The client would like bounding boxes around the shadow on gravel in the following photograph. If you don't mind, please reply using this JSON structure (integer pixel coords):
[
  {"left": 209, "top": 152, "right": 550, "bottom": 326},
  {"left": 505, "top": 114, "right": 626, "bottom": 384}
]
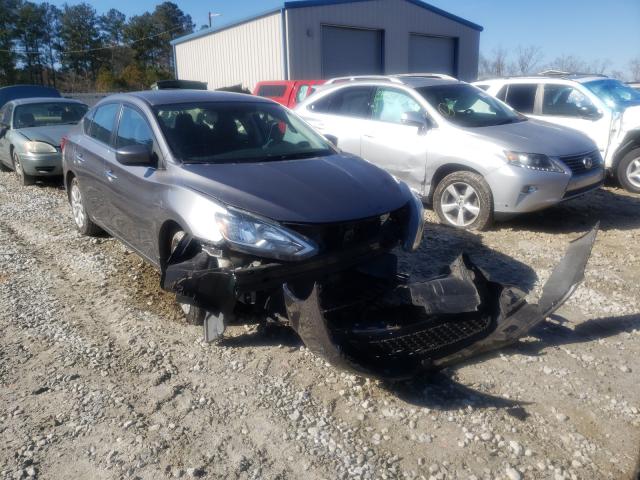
[
  {"left": 501, "top": 187, "right": 640, "bottom": 233},
  {"left": 515, "top": 313, "right": 640, "bottom": 355},
  {"left": 383, "top": 372, "right": 531, "bottom": 419},
  {"left": 402, "top": 220, "right": 538, "bottom": 290}
]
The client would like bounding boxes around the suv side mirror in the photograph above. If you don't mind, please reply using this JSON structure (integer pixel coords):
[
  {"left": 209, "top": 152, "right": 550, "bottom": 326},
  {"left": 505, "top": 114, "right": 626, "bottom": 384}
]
[
  {"left": 580, "top": 104, "right": 602, "bottom": 120},
  {"left": 401, "top": 111, "right": 431, "bottom": 134},
  {"left": 324, "top": 134, "right": 338, "bottom": 147},
  {"left": 115, "top": 144, "right": 155, "bottom": 166}
]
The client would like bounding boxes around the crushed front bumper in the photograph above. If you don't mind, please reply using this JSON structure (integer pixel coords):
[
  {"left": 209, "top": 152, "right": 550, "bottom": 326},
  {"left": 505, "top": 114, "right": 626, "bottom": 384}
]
[{"left": 161, "top": 227, "right": 597, "bottom": 380}]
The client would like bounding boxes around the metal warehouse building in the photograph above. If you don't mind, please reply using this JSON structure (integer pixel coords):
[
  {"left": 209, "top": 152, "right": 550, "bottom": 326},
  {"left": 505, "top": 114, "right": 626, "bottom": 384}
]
[{"left": 171, "top": 0, "right": 483, "bottom": 90}]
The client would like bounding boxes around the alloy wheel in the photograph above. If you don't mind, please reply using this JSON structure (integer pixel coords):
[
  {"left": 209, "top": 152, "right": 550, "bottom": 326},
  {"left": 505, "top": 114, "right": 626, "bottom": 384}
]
[
  {"left": 70, "top": 180, "right": 87, "bottom": 230},
  {"left": 170, "top": 231, "right": 191, "bottom": 315},
  {"left": 626, "top": 157, "right": 640, "bottom": 189},
  {"left": 440, "top": 182, "right": 481, "bottom": 227},
  {"left": 13, "top": 154, "right": 24, "bottom": 181}
]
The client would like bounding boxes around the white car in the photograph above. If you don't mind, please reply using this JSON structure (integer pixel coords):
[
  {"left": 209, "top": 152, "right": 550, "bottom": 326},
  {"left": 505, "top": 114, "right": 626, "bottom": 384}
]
[{"left": 476, "top": 75, "right": 640, "bottom": 193}]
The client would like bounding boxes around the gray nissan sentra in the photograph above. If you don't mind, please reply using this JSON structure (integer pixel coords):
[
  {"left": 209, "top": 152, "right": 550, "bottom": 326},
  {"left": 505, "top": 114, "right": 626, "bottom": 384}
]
[
  {"left": 61, "top": 90, "right": 597, "bottom": 379},
  {"left": 0, "top": 97, "right": 88, "bottom": 185}
]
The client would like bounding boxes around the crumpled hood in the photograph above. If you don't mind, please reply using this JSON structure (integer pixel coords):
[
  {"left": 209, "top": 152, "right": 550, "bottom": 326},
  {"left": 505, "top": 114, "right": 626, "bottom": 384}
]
[
  {"left": 17, "top": 125, "right": 75, "bottom": 147},
  {"left": 463, "top": 119, "right": 597, "bottom": 156},
  {"left": 180, "top": 154, "right": 411, "bottom": 223}
]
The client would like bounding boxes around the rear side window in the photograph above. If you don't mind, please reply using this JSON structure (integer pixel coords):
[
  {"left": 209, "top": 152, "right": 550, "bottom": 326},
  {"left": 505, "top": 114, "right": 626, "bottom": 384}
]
[
  {"left": 116, "top": 106, "right": 154, "bottom": 148},
  {"left": 82, "top": 109, "right": 94, "bottom": 133},
  {"left": 257, "top": 84, "right": 287, "bottom": 97},
  {"left": 1, "top": 104, "right": 12, "bottom": 125},
  {"left": 309, "top": 86, "right": 373, "bottom": 118},
  {"left": 89, "top": 104, "right": 120, "bottom": 144},
  {"left": 295, "top": 85, "right": 310, "bottom": 104},
  {"left": 504, "top": 84, "right": 537, "bottom": 113},
  {"left": 371, "top": 88, "right": 422, "bottom": 124}
]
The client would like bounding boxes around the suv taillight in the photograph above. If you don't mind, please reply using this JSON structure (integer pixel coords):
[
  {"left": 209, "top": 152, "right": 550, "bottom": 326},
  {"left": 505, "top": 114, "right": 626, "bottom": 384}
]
[{"left": 60, "top": 136, "right": 67, "bottom": 152}]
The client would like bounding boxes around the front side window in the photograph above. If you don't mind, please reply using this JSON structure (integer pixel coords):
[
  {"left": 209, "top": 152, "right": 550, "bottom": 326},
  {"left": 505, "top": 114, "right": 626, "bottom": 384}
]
[
  {"left": 416, "top": 83, "right": 523, "bottom": 128},
  {"left": 89, "top": 103, "right": 120, "bottom": 144},
  {"left": 542, "top": 85, "right": 596, "bottom": 117},
  {"left": 371, "top": 88, "right": 422, "bottom": 124},
  {"left": 504, "top": 84, "right": 537, "bottom": 114},
  {"left": 309, "top": 86, "right": 373, "bottom": 118},
  {"left": 295, "top": 85, "right": 310, "bottom": 104},
  {"left": 116, "top": 106, "right": 154, "bottom": 148},
  {"left": 13, "top": 102, "right": 88, "bottom": 129},
  {"left": 155, "top": 101, "right": 333, "bottom": 164}
]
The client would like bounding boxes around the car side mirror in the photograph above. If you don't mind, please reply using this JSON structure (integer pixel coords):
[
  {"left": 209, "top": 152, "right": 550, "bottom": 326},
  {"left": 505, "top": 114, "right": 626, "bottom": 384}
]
[
  {"left": 324, "top": 134, "right": 339, "bottom": 147},
  {"left": 115, "top": 144, "right": 155, "bottom": 166},
  {"left": 580, "top": 105, "right": 602, "bottom": 120},
  {"left": 401, "top": 111, "right": 431, "bottom": 134},
  {"left": 0, "top": 124, "right": 8, "bottom": 138}
]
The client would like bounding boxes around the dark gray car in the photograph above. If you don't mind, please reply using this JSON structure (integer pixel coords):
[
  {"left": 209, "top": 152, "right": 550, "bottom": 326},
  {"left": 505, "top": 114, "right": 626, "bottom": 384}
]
[{"left": 62, "top": 90, "right": 596, "bottom": 379}]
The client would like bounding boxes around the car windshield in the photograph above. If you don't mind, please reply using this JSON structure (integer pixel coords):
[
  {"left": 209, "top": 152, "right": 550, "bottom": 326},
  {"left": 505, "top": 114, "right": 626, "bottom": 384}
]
[
  {"left": 14, "top": 102, "right": 87, "bottom": 128},
  {"left": 155, "top": 101, "right": 334, "bottom": 164},
  {"left": 416, "top": 83, "right": 524, "bottom": 127},
  {"left": 583, "top": 79, "right": 640, "bottom": 109}
]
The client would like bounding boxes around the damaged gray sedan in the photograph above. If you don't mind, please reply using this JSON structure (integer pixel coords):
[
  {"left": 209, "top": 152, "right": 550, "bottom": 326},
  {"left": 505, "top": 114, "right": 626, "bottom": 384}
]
[{"left": 62, "top": 90, "right": 597, "bottom": 380}]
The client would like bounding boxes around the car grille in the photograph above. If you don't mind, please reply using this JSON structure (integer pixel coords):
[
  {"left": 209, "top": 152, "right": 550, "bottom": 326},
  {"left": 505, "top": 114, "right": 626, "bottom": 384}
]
[
  {"left": 366, "top": 316, "right": 492, "bottom": 357},
  {"left": 560, "top": 151, "right": 601, "bottom": 175},
  {"left": 282, "top": 204, "right": 409, "bottom": 254}
]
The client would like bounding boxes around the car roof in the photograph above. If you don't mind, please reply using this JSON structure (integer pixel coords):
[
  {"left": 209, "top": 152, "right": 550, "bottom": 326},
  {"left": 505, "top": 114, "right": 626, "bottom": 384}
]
[
  {"left": 10, "top": 97, "right": 86, "bottom": 106},
  {"left": 479, "top": 75, "right": 606, "bottom": 84},
  {"left": 104, "top": 90, "right": 273, "bottom": 107},
  {"left": 398, "top": 77, "right": 462, "bottom": 88}
]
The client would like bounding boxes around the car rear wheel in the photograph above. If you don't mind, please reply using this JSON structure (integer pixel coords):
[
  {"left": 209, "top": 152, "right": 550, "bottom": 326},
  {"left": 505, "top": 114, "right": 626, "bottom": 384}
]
[
  {"left": 170, "top": 230, "right": 207, "bottom": 326},
  {"left": 13, "top": 152, "right": 35, "bottom": 186},
  {"left": 617, "top": 148, "right": 640, "bottom": 194},
  {"left": 70, "top": 177, "right": 102, "bottom": 236},
  {"left": 434, "top": 171, "right": 493, "bottom": 231}
]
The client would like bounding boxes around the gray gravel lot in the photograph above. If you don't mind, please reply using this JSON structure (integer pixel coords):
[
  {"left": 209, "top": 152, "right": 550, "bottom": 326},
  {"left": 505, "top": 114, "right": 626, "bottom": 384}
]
[{"left": 0, "top": 171, "right": 639, "bottom": 480}]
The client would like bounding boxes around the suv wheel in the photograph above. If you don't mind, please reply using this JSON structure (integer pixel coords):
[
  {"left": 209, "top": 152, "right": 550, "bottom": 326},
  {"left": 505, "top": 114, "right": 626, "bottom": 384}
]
[
  {"left": 13, "top": 152, "right": 35, "bottom": 186},
  {"left": 434, "top": 171, "right": 494, "bottom": 231},
  {"left": 170, "top": 230, "right": 207, "bottom": 326},
  {"left": 70, "top": 177, "right": 102, "bottom": 236},
  {"left": 617, "top": 148, "right": 640, "bottom": 194}
]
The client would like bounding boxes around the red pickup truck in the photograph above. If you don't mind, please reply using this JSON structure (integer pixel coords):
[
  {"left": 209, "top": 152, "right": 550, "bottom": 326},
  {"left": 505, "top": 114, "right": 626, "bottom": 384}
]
[{"left": 253, "top": 80, "right": 325, "bottom": 108}]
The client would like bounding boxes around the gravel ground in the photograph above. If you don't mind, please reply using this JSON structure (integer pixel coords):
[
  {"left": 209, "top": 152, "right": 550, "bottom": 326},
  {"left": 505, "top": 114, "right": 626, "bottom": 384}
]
[{"left": 0, "top": 171, "right": 639, "bottom": 480}]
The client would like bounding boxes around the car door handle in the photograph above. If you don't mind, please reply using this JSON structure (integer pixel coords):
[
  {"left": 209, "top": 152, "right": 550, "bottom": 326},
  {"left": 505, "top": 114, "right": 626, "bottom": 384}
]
[
  {"left": 75, "top": 152, "right": 84, "bottom": 162},
  {"left": 105, "top": 170, "right": 117, "bottom": 181}
]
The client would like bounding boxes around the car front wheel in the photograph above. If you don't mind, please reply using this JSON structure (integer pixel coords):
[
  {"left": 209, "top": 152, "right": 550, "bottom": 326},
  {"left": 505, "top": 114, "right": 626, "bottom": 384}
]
[
  {"left": 13, "top": 152, "right": 35, "bottom": 186},
  {"left": 617, "top": 148, "right": 640, "bottom": 194},
  {"left": 433, "top": 171, "right": 494, "bottom": 231},
  {"left": 70, "top": 177, "right": 102, "bottom": 236}
]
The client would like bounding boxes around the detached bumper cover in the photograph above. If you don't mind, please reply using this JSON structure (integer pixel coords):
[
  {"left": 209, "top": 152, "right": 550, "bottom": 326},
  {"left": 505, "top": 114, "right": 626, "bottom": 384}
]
[{"left": 283, "top": 226, "right": 598, "bottom": 380}]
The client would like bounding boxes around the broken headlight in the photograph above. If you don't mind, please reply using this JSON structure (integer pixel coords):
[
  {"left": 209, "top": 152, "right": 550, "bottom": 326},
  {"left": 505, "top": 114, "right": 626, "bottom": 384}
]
[{"left": 214, "top": 207, "right": 318, "bottom": 261}]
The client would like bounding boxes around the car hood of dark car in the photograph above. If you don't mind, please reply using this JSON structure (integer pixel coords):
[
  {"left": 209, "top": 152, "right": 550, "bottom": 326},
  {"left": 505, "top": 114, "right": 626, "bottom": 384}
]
[
  {"left": 466, "top": 118, "right": 597, "bottom": 156},
  {"left": 17, "top": 124, "right": 76, "bottom": 147},
  {"left": 180, "top": 154, "right": 411, "bottom": 224}
]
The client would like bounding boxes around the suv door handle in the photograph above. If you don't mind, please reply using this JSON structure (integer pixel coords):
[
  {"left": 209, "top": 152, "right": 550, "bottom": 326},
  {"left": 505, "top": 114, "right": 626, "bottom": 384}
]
[
  {"left": 75, "top": 152, "right": 84, "bottom": 162},
  {"left": 105, "top": 170, "right": 118, "bottom": 181}
]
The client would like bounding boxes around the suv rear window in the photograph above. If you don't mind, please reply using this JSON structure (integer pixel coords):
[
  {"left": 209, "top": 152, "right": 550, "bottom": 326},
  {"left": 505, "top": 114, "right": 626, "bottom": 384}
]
[
  {"left": 309, "top": 87, "right": 373, "bottom": 118},
  {"left": 504, "top": 84, "right": 537, "bottom": 113},
  {"left": 257, "top": 85, "right": 287, "bottom": 97}
]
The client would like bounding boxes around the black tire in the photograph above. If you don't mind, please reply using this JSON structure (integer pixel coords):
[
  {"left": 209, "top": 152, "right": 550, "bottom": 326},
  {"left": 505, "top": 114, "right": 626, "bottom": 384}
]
[
  {"left": 69, "top": 177, "right": 102, "bottom": 236},
  {"left": 433, "top": 171, "right": 494, "bottom": 231},
  {"left": 170, "top": 230, "right": 207, "bottom": 326},
  {"left": 616, "top": 148, "right": 640, "bottom": 194},
  {"left": 13, "top": 152, "right": 35, "bottom": 186}
]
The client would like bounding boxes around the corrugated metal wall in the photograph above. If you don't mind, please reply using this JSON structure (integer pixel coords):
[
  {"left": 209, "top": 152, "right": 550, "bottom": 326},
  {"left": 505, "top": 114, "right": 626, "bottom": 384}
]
[
  {"left": 174, "top": 12, "right": 284, "bottom": 91},
  {"left": 285, "top": 0, "right": 480, "bottom": 81}
]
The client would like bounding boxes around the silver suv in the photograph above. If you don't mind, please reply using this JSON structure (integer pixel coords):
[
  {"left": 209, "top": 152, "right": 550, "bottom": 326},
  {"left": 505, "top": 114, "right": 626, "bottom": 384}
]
[
  {"left": 296, "top": 75, "right": 604, "bottom": 230},
  {"left": 476, "top": 74, "right": 640, "bottom": 193}
]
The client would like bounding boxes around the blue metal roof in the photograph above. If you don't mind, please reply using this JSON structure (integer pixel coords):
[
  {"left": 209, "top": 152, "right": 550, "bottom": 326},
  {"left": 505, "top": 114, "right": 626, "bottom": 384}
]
[{"left": 170, "top": 0, "right": 482, "bottom": 46}]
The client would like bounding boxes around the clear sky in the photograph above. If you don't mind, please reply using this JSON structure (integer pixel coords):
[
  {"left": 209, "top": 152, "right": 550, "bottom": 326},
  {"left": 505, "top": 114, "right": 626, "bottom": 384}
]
[{"left": 46, "top": 0, "right": 640, "bottom": 73}]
